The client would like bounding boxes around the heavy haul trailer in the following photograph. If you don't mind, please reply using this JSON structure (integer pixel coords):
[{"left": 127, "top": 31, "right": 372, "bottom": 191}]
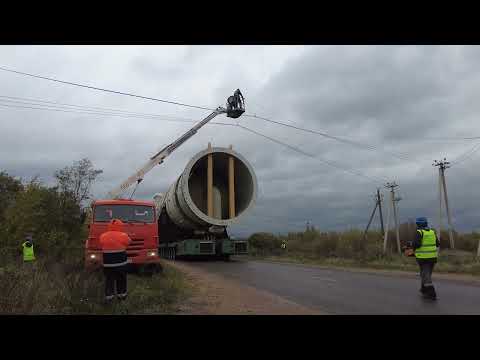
[{"left": 154, "top": 144, "right": 256, "bottom": 260}]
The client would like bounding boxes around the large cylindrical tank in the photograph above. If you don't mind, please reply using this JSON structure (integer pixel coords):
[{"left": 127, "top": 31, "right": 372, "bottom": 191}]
[{"left": 154, "top": 146, "right": 257, "bottom": 231}]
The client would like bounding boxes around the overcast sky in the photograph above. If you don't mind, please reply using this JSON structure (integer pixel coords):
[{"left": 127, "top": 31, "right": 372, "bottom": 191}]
[{"left": 1, "top": 45, "right": 479, "bottom": 237}]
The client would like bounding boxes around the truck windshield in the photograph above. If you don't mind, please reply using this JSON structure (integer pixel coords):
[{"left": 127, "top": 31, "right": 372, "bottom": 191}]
[{"left": 94, "top": 205, "right": 155, "bottom": 223}]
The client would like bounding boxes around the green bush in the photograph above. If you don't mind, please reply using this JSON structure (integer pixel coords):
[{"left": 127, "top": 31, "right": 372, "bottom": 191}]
[{"left": 248, "top": 232, "right": 282, "bottom": 256}]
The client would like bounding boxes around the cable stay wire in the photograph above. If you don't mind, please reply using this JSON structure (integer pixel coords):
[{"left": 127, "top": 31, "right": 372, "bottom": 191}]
[
  {"left": 0, "top": 66, "right": 215, "bottom": 112},
  {"left": 237, "top": 124, "right": 387, "bottom": 185}
]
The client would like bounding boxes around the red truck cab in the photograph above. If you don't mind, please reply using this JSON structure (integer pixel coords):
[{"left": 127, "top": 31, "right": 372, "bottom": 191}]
[{"left": 85, "top": 199, "right": 160, "bottom": 270}]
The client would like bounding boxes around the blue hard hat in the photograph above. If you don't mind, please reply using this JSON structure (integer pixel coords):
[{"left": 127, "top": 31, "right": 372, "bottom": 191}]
[{"left": 416, "top": 217, "right": 428, "bottom": 225}]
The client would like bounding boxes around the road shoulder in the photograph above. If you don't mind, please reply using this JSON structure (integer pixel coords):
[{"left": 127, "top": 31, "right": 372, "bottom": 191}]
[{"left": 166, "top": 260, "right": 324, "bottom": 315}]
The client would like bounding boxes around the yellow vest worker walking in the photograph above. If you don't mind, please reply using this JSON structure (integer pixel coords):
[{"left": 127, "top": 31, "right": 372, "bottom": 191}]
[
  {"left": 413, "top": 217, "right": 439, "bottom": 300},
  {"left": 22, "top": 235, "right": 35, "bottom": 262}
]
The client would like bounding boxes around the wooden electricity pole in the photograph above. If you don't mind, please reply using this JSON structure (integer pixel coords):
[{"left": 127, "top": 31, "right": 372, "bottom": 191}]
[
  {"left": 433, "top": 159, "right": 455, "bottom": 249},
  {"left": 377, "top": 188, "right": 385, "bottom": 235},
  {"left": 362, "top": 189, "right": 384, "bottom": 244}
]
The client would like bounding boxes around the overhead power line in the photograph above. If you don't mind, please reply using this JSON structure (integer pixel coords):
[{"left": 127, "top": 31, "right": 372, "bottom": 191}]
[
  {"left": 450, "top": 141, "right": 480, "bottom": 165},
  {"left": 0, "top": 97, "right": 235, "bottom": 127},
  {"left": 243, "top": 113, "right": 412, "bottom": 161},
  {"left": 4, "top": 66, "right": 478, "bottom": 163},
  {"left": 0, "top": 66, "right": 423, "bottom": 161},
  {"left": 0, "top": 95, "right": 201, "bottom": 119},
  {"left": 237, "top": 124, "right": 386, "bottom": 184},
  {"left": 0, "top": 66, "right": 215, "bottom": 112}
]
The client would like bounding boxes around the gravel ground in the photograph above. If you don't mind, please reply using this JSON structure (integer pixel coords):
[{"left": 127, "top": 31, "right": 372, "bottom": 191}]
[{"left": 167, "top": 260, "right": 323, "bottom": 315}]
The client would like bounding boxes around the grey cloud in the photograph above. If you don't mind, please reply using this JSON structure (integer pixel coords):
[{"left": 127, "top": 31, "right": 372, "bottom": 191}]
[{"left": 1, "top": 45, "right": 480, "bottom": 238}]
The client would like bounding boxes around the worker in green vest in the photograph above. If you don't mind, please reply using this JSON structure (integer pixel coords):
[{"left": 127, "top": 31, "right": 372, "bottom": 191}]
[
  {"left": 22, "top": 234, "right": 36, "bottom": 262},
  {"left": 412, "top": 217, "right": 439, "bottom": 300}
]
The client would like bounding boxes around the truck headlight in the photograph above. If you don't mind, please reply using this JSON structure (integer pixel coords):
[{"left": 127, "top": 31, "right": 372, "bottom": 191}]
[
  {"left": 89, "top": 254, "right": 97, "bottom": 259},
  {"left": 147, "top": 251, "right": 157, "bottom": 257}
]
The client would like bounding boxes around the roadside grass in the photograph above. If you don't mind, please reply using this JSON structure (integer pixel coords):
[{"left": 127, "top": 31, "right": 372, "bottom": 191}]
[
  {"left": 0, "top": 248, "right": 189, "bottom": 314},
  {"left": 245, "top": 227, "right": 480, "bottom": 277},
  {"left": 246, "top": 252, "right": 480, "bottom": 276}
]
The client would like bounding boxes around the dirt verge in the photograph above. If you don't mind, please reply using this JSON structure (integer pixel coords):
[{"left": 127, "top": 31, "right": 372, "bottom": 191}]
[{"left": 167, "top": 260, "right": 323, "bottom": 315}]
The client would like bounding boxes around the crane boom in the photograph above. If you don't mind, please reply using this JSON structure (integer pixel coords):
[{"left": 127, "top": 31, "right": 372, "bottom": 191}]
[{"left": 106, "top": 89, "right": 245, "bottom": 199}]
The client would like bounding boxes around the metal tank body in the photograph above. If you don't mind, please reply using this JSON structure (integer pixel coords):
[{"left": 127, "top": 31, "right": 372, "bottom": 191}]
[{"left": 155, "top": 146, "right": 257, "bottom": 232}]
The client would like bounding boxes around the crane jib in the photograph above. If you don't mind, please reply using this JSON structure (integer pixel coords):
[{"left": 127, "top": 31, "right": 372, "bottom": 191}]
[{"left": 105, "top": 91, "right": 241, "bottom": 199}]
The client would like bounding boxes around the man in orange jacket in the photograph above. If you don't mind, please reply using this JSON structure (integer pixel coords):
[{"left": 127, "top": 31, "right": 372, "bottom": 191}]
[{"left": 99, "top": 219, "right": 131, "bottom": 302}]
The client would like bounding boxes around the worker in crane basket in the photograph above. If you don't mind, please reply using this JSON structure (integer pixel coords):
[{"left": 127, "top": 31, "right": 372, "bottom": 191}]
[
  {"left": 99, "top": 219, "right": 132, "bottom": 303},
  {"left": 412, "top": 217, "right": 439, "bottom": 300}
]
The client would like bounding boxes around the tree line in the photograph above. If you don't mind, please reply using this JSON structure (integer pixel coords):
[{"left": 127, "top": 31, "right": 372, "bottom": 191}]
[{"left": 0, "top": 158, "right": 102, "bottom": 262}]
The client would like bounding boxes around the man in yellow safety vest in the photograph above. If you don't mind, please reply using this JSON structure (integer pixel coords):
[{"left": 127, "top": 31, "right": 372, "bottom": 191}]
[
  {"left": 22, "top": 234, "right": 35, "bottom": 262},
  {"left": 413, "top": 217, "right": 439, "bottom": 300}
]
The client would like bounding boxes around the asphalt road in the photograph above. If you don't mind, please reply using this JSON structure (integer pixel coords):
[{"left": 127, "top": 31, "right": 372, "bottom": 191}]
[{"left": 181, "top": 259, "right": 480, "bottom": 314}]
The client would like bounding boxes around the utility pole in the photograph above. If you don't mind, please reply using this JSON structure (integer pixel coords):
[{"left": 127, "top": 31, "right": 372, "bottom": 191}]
[
  {"left": 433, "top": 159, "right": 455, "bottom": 249},
  {"left": 393, "top": 193, "right": 402, "bottom": 254},
  {"left": 377, "top": 189, "right": 385, "bottom": 235},
  {"left": 383, "top": 190, "right": 391, "bottom": 254},
  {"left": 363, "top": 189, "right": 385, "bottom": 244},
  {"left": 384, "top": 182, "right": 401, "bottom": 254},
  {"left": 362, "top": 195, "right": 378, "bottom": 243},
  {"left": 437, "top": 166, "right": 443, "bottom": 246}
]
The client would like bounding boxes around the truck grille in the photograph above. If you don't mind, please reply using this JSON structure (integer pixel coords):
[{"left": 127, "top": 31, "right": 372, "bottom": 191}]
[
  {"left": 199, "top": 242, "right": 214, "bottom": 254},
  {"left": 235, "top": 242, "right": 247, "bottom": 254},
  {"left": 127, "top": 239, "right": 144, "bottom": 258}
]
